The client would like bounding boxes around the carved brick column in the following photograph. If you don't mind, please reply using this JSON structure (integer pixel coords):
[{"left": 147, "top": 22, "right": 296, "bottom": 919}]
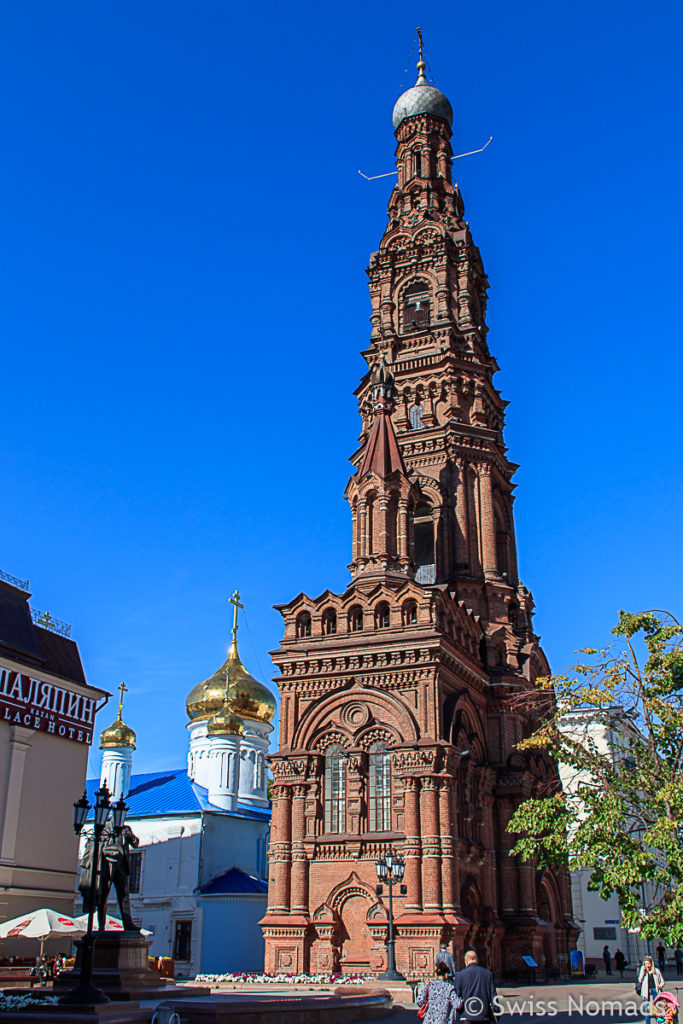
[
  {"left": 290, "top": 784, "right": 309, "bottom": 914},
  {"left": 351, "top": 505, "right": 359, "bottom": 564},
  {"left": 378, "top": 495, "right": 391, "bottom": 560},
  {"left": 455, "top": 457, "right": 470, "bottom": 572},
  {"left": 402, "top": 777, "right": 423, "bottom": 912},
  {"left": 466, "top": 463, "right": 481, "bottom": 576},
  {"left": 346, "top": 751, "right": 367, "bottom": 834},
  {"left": 268, "top": 784, "right": 292, "bottom": 912},
  {"left": 398, "top": 499, "right": 409, "bottom": 564},
  {"left": 439, "top": 777, "right": 457, "bottom": 914},
  {"left": 359, "top": 501, "right": 368, "bottom": 560},
  {"left": 420, "top": 777, "right": 442, "bottom": 913},
  {"left": 478, "top": 462, "right": 497, "bottom": 580}
]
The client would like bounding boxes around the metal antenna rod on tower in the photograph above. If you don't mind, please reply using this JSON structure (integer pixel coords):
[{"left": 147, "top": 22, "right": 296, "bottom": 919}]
[{"left": 358, "top": 137, "right": 493, "bottom": 181}]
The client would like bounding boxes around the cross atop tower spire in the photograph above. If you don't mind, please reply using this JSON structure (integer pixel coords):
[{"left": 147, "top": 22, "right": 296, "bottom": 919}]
[
  {"left": 117, "top": 681, "right": 128, "bottom": 718},
  {"left": 229, "top": 589, "right": 244, "bottom": 646},
  {"left": 416, "top": 27, "right": 427, "bottom": 83},
  {"left": 416, "top": 26, "right": 425, "bottom": 64}
]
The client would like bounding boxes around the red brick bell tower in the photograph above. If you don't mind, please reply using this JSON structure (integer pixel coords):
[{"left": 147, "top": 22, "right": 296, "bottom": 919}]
[{"left": 260, "top": 50, "right": 577, "bottom": 979}]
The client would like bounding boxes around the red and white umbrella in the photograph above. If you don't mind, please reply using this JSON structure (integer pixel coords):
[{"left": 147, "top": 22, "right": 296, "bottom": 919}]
[
  {"left": 0, "top": 908, "right": 85, "bottom": 956},
  {"left": 73, "top": 914, "right": 151, "bottom": 936}
]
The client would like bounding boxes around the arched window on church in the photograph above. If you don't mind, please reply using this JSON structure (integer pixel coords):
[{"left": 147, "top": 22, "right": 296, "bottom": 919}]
[
  {"left": 413, "top": 148, "right": 422, "bottom": 178},
  {"left": 368, "top": 742, "right": 391, "bottom": 832},
  {"left": 324, "top": 745, "right": 346, "bottom": 833},
  {"left": 403, "top": 600, "right": 418, "bottom": 626},
  {"left": 413, "top": 502, "right": 435, "bottom": 584},
  {"left": 296, "top": 612, "right": 311, "bottom": 638},
  {"left": 322, "top": 609, "right": 337, "bottom": 635},
  {"left": 348, "top": 606, "right": 363, "bottom": 632},
  {"left": 409, "top": 403, "right": 424, "bottom": 430},
  {"left": 403, "top": 282, "right": 430, "bottom": 330},
  {"left": 375, "top": 603, "right": 390, "bottom": 629}
]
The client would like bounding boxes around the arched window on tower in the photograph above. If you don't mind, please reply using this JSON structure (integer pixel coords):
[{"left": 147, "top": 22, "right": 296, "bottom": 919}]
[
  {"left": 368, "top": 742, "right": 391, "bottom": 832},
  {"left": 413, "top": 148, "right": 422, "bottom": 178},
  {"left": 413, "top": 502, "right": 435, "bottom": 584},
  {"left": 324, "top": 745, "right": 346, "bottom": 833},
  {"left": 375, "top": 603, "right": 390, "bottom": 629},
  {"left": 348, "top": 606, "right": 363, "bottom": 632},
  {"left": 403, "top": 600, "right": 418, "bottom": 626},
  {"left": 403, "top": 282, "right": 430, "bottom": 330},
  {"left": 409, "top": 403, "right": 424, "bottom": 430},
  {"left": 296, "top": 612, "right": 311, "bottom": 638},
  {"left": 322, "top": 609, "right": 337, "bottom": 635}
]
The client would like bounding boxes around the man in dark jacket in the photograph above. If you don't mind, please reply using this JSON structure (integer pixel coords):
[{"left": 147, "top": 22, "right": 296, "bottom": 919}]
[
  {"left": 435, "top": 943, "right": 457, "bottom": 980},
  {"left": 454, "top": 950, "right": 497, "bottom": 1023}
]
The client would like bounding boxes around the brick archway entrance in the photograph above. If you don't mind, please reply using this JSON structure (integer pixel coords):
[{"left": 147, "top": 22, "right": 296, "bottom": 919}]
[
  {"left": 339, "top": 893, "right": 371, "bottom": 972},
  {"left": 326, "top": 873, "right": 379, "bottom": 975}
]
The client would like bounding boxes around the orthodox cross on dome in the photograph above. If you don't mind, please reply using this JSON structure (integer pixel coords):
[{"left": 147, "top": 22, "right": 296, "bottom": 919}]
[
  {"left": 229, "top": 589, "right": 244, "bottom": 645},
  {"left": 117, "top": 681, "right": 128, "bottom": 718},
  {"left": 417, "top": 26, "right": 425, "bottom": 63}
]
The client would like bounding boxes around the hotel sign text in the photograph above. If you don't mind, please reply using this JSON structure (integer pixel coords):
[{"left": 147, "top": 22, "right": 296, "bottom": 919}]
[{"left": 0, "top": 668, "right": 96, "bottom": 745}]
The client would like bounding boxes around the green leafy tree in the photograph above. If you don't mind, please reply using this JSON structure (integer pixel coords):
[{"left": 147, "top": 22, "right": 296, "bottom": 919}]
[{"left": 507, "top": 611, "right": 683, "bottom": 943}]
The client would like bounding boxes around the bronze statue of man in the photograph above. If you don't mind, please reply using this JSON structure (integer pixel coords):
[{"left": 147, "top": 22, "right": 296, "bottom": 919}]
[{"left": 79, "top": 821, "right": 140, "bottom": 932}]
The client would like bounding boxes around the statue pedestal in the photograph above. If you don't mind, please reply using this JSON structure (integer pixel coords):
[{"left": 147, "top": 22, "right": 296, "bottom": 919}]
[{"left": 54, "top": 931, "right": 209, "bottom": 1002}]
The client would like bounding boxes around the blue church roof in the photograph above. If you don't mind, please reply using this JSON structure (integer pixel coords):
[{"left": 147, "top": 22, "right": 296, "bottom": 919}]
[
  {"left": 198, "top": 867, "right": 268, "bottom": 896},
  {"left": 86, "top": 768, "right": 271, "bottom": 821}
]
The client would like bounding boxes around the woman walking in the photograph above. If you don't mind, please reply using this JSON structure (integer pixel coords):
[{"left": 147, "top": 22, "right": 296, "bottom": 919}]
[
  {"left": 637, "top": 956, "right": 664, "bottom": 1024},
  {"left": 416, "top": 962, "right": 464, "bottom": 1024}
]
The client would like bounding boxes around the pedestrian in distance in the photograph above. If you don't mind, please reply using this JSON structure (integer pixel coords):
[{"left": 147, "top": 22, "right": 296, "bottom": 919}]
[
  {"left": 637, "top": 955, "right": 664, "bottom": 1024},
  {"left": 603, "top": 945, "right": 613, "bottom": 975},
  {"left": 615, "top": 949, "right": 627, "bottom": 978},
  {"left": 454, "top": 949, "right": 498, "bottom": 1024},
  {"left": 435, "top": 943, "right": 457, "bottom": 981},
  {"left": 674, "top": 947, "right": 683, "bottom": 978},
  {"left": 656, "top": 944, "right": 666, "bottom": 973},
  {"left": 416, "top": 962, "right": 464, "bottom": 1024}
]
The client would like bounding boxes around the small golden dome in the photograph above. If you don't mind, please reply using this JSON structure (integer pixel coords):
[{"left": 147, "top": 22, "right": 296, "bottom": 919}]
[
  {"left": 207, "top": 698, "right": 244, "bottom": 736},
  {"left": 100, "top": 714, "right": 136, "bottom": 750},
  {"left": 100, "top": 682, "right": 136, "bottom": 749},
  {"left": 186, "top": 590, "right": 277, "bottom": 725}
]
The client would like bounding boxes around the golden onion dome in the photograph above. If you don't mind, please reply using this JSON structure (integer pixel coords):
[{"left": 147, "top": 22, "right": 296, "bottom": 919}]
[
  {"left": 100, "top": 682, "right": 136, "bottom": 749},
  {"left": 207, "top": 698, "right": 244, "bottom": 736},
  {"left": 185, "top": 590, "right": 277, "bottom": 725},
  {"left": 100, "top": 714, "right": 136, "bottom": 750},
  {"left": 186, "top": 640, "right": 276, "bottom": 724}
]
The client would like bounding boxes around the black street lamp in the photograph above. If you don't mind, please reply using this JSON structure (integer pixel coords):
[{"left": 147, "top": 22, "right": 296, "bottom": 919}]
[
  {"left": 60, "top": 782, "right": 127, "bottom": 1005},
  {"left": 375, "top": 847, "right": 406, "bottom": 982}
]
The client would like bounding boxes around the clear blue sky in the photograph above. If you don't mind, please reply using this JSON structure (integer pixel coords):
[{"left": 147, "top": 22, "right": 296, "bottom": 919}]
[{"left": 1, "top": 1, "right": 681, "bottom": 777}]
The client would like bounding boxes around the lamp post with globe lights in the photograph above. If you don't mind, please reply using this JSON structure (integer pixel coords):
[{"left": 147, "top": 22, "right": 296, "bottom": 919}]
[
  {"left": 60, "top": 783, "right": 129, "bottom": 1005},
  {"left": 375, "top": 847, "right": 406, "bottom": 981}
]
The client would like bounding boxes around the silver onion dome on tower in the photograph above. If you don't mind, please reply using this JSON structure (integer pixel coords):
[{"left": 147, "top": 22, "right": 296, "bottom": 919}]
[{"left": 392, "top": 58, "right": 453, "bottom": 132}]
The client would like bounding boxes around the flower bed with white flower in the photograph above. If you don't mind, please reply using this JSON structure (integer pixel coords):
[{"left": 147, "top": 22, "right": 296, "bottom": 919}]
[
  {"left": 0, "top": 992, "right": 58, "bottom": 1013},
  {"left": 195, "top": 971, "right": 373, "bottom": 986}
]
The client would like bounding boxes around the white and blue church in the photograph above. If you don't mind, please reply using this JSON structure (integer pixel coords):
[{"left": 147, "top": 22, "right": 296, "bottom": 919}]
[{"left": 87, "top": 593, "right": 274, "bottom": 978}]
